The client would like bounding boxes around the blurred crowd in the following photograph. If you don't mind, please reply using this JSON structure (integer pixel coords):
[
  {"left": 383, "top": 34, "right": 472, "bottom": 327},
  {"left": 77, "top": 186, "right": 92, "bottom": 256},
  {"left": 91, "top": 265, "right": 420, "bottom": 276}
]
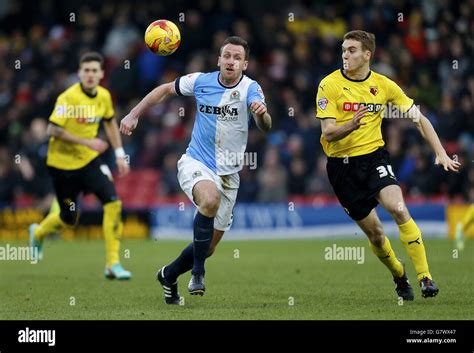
[{"left": 0, "top": 0, "right": 472, "bottom": 208}]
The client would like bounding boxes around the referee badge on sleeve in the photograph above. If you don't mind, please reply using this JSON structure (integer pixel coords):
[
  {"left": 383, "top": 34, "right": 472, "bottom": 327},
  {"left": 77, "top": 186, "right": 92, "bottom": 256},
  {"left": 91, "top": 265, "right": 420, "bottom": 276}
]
[{"left": 318, "top": 97, "right": 328, "bottom": 110}]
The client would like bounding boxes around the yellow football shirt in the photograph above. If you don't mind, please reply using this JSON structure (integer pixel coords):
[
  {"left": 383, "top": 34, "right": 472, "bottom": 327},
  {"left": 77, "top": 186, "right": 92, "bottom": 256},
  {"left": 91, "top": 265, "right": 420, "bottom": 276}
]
[
  {"left": 316, "top": 69, "right": 414, "bottom": 157},
  {"left": 47, "top": 83, "right": 115, "bottom": 170}
]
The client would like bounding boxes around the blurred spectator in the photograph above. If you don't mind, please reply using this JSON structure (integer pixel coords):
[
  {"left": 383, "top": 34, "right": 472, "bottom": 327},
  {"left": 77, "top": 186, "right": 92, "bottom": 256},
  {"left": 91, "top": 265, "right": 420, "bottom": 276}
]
[
  {"left": 17, "top": 118, "right": 54, "bottom": 211},
  {"left": 0, "top": 147, "right": 19, "bottom": 205},
  {"left": 257, "top": 146, "right": 287, "bottom": 203},
  {"left": 0, "top": 0, "right": 471, "bottom": 206},
  {"left": 159, "top": 152, "right": 181, "bottom": 197},
  {"left": 237, "top": 166, "right": 259, "bottom": 202},
  {"left": 102, "top": 12, "right": 140, "bottom": 62},
  {"left": 306, "top": 155, "right": 332, "bottom": 195}
]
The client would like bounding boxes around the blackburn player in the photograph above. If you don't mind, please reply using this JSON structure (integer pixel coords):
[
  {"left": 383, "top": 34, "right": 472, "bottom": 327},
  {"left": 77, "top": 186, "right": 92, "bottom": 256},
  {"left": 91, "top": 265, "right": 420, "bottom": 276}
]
[
  {"left": 29, "top": 52, "right": 132, "bottom": 280},
  {"left": 316, "top": 31, "right": 460, "bottom": 300},
  {"left": 121, "top": 36, "right": 271, "bottom": 304}
]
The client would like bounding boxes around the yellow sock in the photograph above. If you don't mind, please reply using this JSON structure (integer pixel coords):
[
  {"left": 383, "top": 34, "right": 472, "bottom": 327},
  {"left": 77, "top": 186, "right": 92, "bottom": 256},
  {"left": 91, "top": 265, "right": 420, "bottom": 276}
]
[
  {"left": 399, "top": 218, "right": 431, "bottom": 281},
  {"left": 34, "top": 212, "right": 66, "bottom": 240},
  {"left": 461, "top": 205, "right": 474, "bottom": 233},
  {"left": 369, "top": 236, "right": 404, "bottom": 278},
  {"left": 49, "top": 198, "right": 60, "bottom": 214},
  {"left": 103, "top": 200, "right": 123, "bottom": 268}
]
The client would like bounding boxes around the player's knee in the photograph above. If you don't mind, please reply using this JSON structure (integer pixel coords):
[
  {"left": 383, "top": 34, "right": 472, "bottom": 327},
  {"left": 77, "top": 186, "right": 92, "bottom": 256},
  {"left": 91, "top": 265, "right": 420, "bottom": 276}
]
[
  {"left": 207, "top": 246, "right": 216, "bottom": 258},
  {"left": 365, "top": 225, "right": 385, "bottom": 247},
  {"left": 199, "top": 192, "right": 221, "bottom": 216},
  {"left": 104, "top": 199, "right": 122, "bottom": 215},
  {"left": 387, "top": 204, "right": 409, "bottom": 223},
  {"left": 59, "top": 209, "right": 79, "bottom": 226},
  {"left": 369, "top": 233, "right": 385, "bottom": 247}
]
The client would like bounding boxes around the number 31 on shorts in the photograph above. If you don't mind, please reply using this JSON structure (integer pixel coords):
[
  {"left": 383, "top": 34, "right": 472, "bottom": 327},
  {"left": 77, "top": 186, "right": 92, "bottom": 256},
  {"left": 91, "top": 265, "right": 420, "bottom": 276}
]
[{"left": 376, "top": 165, "right": 395, "bottom": 178}]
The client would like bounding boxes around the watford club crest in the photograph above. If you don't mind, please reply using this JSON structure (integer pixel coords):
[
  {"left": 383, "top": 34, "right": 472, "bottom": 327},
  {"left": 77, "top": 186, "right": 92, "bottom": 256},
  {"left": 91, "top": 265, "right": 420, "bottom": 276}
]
[{"left": 370, "top": 86, "right": 378, "bottom": 96}]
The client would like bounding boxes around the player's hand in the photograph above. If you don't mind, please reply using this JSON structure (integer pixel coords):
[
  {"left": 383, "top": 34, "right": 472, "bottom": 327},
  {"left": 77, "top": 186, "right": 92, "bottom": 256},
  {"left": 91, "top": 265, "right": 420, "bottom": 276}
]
[
  {"left": 435, "top": 153, "right": 461, "bottom": 172},
  {"left": 250, "top": 101, "right": 267, "bottom": 117},
  {"left": 116, "top": 156, "right": 130, "bottom": 177},
  {"left": 120, "top": 114, "right": 139, "bottom": 136},
  {"left": 350, "top": 106, "right": 369, "bottom": 130},
  {"left": 87, "top": 138, "right": 109, "bottom": 154}
]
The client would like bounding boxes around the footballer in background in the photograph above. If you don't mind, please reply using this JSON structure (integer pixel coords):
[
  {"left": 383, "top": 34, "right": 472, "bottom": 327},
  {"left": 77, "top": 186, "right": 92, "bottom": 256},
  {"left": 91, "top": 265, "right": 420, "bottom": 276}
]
[
  {"left": 316, "top": 30, "right": 460, "bottom": 300},
  {"left": 29, "top": 52, "right": 132, "bottom": 280},
  {"left": 455, "top": 204, "right": 474, "bottom": 250}
]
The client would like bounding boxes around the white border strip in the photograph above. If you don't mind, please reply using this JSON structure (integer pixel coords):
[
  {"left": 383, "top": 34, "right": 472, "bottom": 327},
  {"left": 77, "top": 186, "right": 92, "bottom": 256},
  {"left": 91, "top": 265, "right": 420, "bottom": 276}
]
[{"left": 152, "top": 221, "right": 447, "bottom": 240}]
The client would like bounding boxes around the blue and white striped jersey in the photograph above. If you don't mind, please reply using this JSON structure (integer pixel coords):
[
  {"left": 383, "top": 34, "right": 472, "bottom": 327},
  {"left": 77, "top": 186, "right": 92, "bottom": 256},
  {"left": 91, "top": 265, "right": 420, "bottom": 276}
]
[{"left": 175, "top": 71, "right": 265, "bottom": 176}]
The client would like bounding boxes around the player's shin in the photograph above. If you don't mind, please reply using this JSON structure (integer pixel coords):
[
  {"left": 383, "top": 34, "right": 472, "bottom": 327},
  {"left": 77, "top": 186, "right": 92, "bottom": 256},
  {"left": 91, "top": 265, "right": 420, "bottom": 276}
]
[
  {"left": 35, "top": 212, "right": 66, "bottom": 240},
  {"left": 192, "top": 212, "right": 214, "bottom": 275},
  {"left": 48, "top": 198, "right": 61, "bottom": 214},
  {"left": 165, "top": 243, "right": 194, "bottom": 283},
  {"left": 399, "top": 218, "right": 431, "bottom": 281},
  {"left": 369, "top": 236, "right": 404, "bottom": 277},
  {"left": 103, "top": 200, "right": 123, "bottom": 268},
  {"left": 461, "top": 205, "right": 474, "bottom": 232}
]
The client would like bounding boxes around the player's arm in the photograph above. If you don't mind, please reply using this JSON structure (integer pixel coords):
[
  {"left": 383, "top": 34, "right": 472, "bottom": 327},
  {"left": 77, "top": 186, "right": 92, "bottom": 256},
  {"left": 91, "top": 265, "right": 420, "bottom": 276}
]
[
  {"left": 250, "top": 102, "right": 272, "bottom": 132},
  {"left": 120, "top": 82, "right": 177, "bottom": 136},
  {"left": 320, "top": 106, "right": 368, "bottom": 142},
  {"left": 248, "top": 82, "right": 271, "bottom": 132},
  {"left": 47, "top": 123, "right": 109, "bottom": 153},
  {"left": 103, "top": 118, "right": 130, "bottom": 177},
  {"left": 407, "top": 105, "right": 460, "bottom": 172},
  {"left": 316, "top": 79, "right": 367, "bottom": 142}
]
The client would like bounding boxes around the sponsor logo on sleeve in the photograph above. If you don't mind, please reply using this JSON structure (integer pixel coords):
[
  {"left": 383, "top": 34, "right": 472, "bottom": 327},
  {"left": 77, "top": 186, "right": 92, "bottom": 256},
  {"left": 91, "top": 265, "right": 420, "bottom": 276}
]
[{"left": 318, "top": 97, "right": 328, "bottom": 110}]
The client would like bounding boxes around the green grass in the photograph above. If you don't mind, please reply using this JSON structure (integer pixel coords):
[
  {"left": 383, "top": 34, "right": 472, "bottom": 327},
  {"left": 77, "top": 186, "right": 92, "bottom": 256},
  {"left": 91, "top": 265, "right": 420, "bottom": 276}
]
[{"left": 0, "top": 238, "right": 473, "bottom": 320}]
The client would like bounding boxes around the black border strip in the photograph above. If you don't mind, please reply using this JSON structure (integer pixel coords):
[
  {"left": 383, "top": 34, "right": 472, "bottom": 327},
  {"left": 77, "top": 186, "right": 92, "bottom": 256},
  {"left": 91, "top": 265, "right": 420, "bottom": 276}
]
[
  {"left": 79, "top": 83, "right": 98, "bottom": 98},
  {"left": 174, "top": 77, "right": 183, "bottom": 96},
  {"left": 340, "top": 68, "right": 372, "bottom": 82},
  {"left": 217, "top": 73, "right": 244, "bottom": 89},
  {"left": 0, "top": 320, "right": 472, "bottom": 353}
]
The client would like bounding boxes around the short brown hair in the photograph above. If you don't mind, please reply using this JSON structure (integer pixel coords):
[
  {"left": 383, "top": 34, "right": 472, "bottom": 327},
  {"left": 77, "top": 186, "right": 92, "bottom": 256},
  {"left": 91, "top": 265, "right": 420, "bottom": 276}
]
[
  {"left": 343, "top": 30, "right": 376, "bottom": 60},
  {"left": 79, "top": 51, "right": 104, "bottom": 69},
  {"left": 220, "top": 36, "right": 249, "bottom": 60}
]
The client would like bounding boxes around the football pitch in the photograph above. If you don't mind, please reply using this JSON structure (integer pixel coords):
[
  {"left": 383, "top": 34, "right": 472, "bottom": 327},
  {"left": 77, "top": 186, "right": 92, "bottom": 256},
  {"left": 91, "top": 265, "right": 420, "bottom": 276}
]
[{"left": 1, "top": 238, "right": 473, "bottom": 320}]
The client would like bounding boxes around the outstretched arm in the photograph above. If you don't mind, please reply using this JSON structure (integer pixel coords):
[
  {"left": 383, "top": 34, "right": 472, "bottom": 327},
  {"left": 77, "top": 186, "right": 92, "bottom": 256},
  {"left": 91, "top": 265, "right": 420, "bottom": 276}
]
[
  {"left": 407, "top": 105, "right": 460, "bottom": 172},
  {"left": 320, "top": 106, "right": 368, "bottom": 142},
  {"left": 47, "top": 123, "right": 109, "bottom": 153},
  {"left": 120, "top": 82, "right": 177, "bottom": 136},
  {"left": 104, "top": 118, "right": 130, "bottom": 177}
]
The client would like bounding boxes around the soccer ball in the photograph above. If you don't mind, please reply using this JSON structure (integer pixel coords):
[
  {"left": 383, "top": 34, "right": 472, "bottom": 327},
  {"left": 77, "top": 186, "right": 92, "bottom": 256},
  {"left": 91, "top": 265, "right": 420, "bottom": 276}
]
[{"left": 144, "top": 19, "right": 181, "bottom": 56}]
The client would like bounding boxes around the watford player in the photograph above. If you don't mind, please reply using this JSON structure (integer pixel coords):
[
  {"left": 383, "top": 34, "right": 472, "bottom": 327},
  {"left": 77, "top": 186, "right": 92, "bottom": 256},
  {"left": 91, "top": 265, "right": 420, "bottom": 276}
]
[
  {"left": 455, "top": 204, "right": 474, "bottom": 251},
  {"left": 316, "top": 31, "right": 460, "bottom": 300},
  {"left": 29, "top": 52, "right": 131, "bottom": 280}
]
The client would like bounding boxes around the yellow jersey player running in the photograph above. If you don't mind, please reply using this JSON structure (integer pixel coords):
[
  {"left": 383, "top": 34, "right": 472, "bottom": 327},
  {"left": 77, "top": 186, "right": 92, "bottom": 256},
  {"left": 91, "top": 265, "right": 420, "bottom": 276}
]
[
  {"left": 316, "top": 30, "right": 460, "bottom": 300},
  {"left": 455, "top": 204, "right": 474, "bottom": 251},
  {"left": 29, "top": 52, "right": 132, "bottom": 280}
]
